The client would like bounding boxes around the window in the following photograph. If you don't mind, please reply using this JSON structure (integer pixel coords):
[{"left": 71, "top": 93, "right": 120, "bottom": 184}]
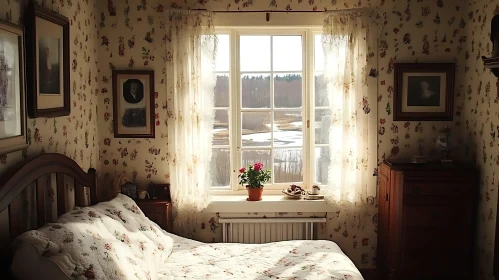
[{"left": 210, "top": 28, "right": 329, "bottom": 193}]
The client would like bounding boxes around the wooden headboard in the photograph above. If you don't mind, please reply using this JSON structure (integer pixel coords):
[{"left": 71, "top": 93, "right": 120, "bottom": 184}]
[{"left": 0, "top": 153, "right": 98, "bottom": 244}]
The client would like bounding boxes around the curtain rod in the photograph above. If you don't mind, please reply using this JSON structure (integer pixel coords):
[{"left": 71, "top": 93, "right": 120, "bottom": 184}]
[
  {"left": 188, "top": 7, "right": 370, "bottom": 13},
  {"left": 191, "top": 9, "right": 322, "bottom": 13}
]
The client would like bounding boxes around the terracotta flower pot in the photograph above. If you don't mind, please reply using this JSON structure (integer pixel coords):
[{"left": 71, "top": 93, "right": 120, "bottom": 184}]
[{"left": 246, "top": 186, "right": 263, "bottom": 201}]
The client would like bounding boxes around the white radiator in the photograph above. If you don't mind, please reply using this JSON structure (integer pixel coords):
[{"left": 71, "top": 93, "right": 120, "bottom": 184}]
[{"left": 219, "top": 217, "right": 326, "bottom": 243}]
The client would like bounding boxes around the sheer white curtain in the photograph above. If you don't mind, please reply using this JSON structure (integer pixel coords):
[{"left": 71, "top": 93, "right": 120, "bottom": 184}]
[
  {"left": 166, "top": 11, "right": 217, "bottom": 238},
  {"left": 322, "top": 10, "right": 378, "bottom": 221}
]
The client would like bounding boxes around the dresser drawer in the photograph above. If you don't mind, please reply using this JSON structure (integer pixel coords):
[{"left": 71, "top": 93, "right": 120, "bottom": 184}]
[
  {"left": 135, "top": 200, "right": 173, "bottom": 232},
  {"left": 404, "top": 180, "right": 468, "bottom": 196},
  {"left": 403, "top": 227, "right": 472, "bottom": 252},
  {"left": 137, "top": 202, "right": 169, "bottom": 214},
  {"left": 401, "top": 251, "right": 469, "bottom": 277},
  {"left": 146, "top": 213, "right": 167, "bottom": 229},
  {"left": 404, "top": 205, "right": 471, "bottom": 227}
]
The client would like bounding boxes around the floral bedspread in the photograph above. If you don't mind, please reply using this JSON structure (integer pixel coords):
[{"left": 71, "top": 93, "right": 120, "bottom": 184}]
[
  {"left": 14, "top": 194, "right": 362, "bottom": 280},
  {"left": 158, "top": 233, "right": 364, "bottom": 280},
  {"left": 14, "top": 194, "right": 173, "bottom": 280}
]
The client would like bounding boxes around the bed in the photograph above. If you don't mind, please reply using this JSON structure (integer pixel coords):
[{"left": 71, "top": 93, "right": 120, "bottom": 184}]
[{"left": 0, "top": 153, "right": 363, "bottom": 280}]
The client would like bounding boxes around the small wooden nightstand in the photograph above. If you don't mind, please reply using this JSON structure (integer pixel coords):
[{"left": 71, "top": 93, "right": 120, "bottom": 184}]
[{"left": 135, "top": 199, "right": 173, "bottom": 233}]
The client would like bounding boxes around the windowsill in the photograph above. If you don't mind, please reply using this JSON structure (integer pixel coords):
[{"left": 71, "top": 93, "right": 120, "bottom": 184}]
[{"left": 206, "top": 195, "right": 330, "bottom": 213}]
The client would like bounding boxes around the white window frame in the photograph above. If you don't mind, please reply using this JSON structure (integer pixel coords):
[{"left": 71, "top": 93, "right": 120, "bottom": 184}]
[{"left": 211, "top": 24, "right": 323, "bottom": 195}]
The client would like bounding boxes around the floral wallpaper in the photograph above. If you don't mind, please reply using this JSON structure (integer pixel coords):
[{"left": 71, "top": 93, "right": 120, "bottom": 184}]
[
  {"left": 0, "top": 0, "right": 100, "bottom": 173},
  {"left": 95, "top": 0, "right": 474, "bottom": 270},
  {"left": 0, "top": 0, "right": 495, "bottom": 277},
  {"left": 460, "top": 0, "right": 499, "bottom": 279},
  {"left": 0, "top": 0, "right": 100, "bottom": 262}
]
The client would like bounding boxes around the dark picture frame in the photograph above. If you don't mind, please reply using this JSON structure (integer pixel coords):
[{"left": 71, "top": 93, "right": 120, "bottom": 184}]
[
  {"left": 148, "top": 183, "right": 171, "bottom": 200},
  {"left": 0, "top": 20, "right": 28, "bottom": 155},
  {"left": 394, "top": 63, "right": 455, "bottom": 121},
  {"left": 121, "top": 182, "right": 138, "bottom": 199},
  {"left": 112, "top": 70, "right": 155, "bottom": 138},
  {"left": 25, "top": 3, "right": 70, "bottom": 118}
]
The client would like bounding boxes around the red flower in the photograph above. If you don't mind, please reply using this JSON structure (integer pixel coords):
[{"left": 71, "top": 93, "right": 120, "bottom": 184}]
[
  {"left": 104, "top": 243, "right": 112, "bottom": 250},
  {"left": 239, "top": 167, "right": 246, "bottom": 173},
  {"left": 253, "top": 163, "right": 263, "bottom": 171}
]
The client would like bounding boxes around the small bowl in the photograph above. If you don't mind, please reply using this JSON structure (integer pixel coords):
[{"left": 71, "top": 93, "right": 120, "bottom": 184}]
[{"left": 282, "top": 189, "right": 303, "bottom": 199}]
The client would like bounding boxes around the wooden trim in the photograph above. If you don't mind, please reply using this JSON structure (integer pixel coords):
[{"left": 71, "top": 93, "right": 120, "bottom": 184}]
[
  {"left": 8, "top": 196, "right": 22, "bottom": 240},
  {"left": 112, "top": 70, "right": 155, "bottom": 138},
  {"left": 166, "top": 202, "right": 173, "bottom": 233},
  {"left": 0, "top": 153, "right": 98, "bottom": 214},
  {"left": 88, "top": 168, "right": 98, "bottom": 203},
  {"left": 25, "top": 3, "right": 71, "bottom": 118},
  {"left": 56, "top": 173, "right": 66, "bottom": 216},
  {"left": 35, "top": 177, "right": 46, "bottom": 226},
  {"left": 393, "top": 63, "right": 455, "bottom": 121},
  {"left": 74, "top": 183, "right": 85, "bottom": 207}
]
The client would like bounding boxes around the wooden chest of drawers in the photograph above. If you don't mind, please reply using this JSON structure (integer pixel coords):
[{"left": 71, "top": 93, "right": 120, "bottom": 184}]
[
  {"left": 377, "top": 160, "right": 478, "bottom": 280},
  {"left": 136, "top": 199, "right": 173, "bottom": 233}
]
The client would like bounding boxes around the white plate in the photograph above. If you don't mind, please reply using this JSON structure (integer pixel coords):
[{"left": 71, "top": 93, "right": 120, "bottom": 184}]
[{"left": 304, "top": 194, "right": 324, "bottom": 200}]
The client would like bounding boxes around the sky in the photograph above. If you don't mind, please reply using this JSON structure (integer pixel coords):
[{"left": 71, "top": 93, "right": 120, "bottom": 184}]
[{"left": 215, "top": 34, "right": 324, "bottom": 73}]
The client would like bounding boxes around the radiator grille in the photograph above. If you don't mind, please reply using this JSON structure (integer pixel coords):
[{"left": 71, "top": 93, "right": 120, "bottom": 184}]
[{"left": 219, "top": 218, "right": 326, "bottom": 243}]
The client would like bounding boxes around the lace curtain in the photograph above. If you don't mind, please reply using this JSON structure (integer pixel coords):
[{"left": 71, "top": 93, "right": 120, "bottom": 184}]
[
  {"left": 321, "top": 11, "right": 378, "bottom": 224},
  {"left": 165, "top": 11, "right": 217, "bottom": 238}
]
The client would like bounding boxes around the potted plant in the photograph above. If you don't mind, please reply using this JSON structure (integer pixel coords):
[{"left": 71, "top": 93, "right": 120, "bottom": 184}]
[{"left": 238, "top": 162, "right": 271, "bottom": 201}]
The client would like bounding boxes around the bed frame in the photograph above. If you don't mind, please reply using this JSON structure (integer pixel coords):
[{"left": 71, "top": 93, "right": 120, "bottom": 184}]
[{"left": 0, "top": 153, "right": 99, "bottom": 275}]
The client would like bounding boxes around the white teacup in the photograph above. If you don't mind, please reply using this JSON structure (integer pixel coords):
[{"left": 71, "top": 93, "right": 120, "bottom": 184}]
[
  {"left": 138, "top": 190, "right": 150, "bottom": 200},
  {"left": 311, "top": 185, "right": 320, "bottom": 195}
]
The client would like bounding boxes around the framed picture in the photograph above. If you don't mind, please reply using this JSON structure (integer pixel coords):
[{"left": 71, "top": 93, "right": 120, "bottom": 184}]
[
  {"left": 394, "top": 63, "right": 455, "bottom": 121},
  {"left": 0, "top": 20, "right": 28, "bottom": 155},
  {"left": 148, "top": 183, "right": 171, "bottom": 200},
  {"left": 121, "top": 182, "right": 138, "bottom": 199},
  {"left": 112, "top": 70, "right": 155, "bottom": 138},
  {"left": 25, "top": 3, "right": 70, "bottom": 118}
]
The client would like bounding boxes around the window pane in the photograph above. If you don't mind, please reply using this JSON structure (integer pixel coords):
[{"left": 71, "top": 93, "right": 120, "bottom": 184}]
[
  {"left": 314, "top": 35, "right": 324, "bottom": 72},
  {"left": 273, "top": 36, "right": 302, "bottom": 71},
  {"left": 240, "top": 36, "right": 270, "bottom": 71},
  {"left": 242, "top": 150, "right": 271, "bottom": 173},
  {"left": 213, "top": 110, "right": 229, "bottom": 146},
  {"left": 274, "top": 110, "right": 302, "bottom": 147},
  {"left": 242, "top": 112, "right": 271, "bottom": 146},
  {"left": 315, "top": 109, "right": 331, "bottom": 145},
  {"left": 274, "top": 74, "right": 302, "bottom": 108},
  {"left": 211, "top": 148, "right": 230, "bottom": 187},
  {"left": 274, "top": 149, "right": 303, "bottom": 183},
  {"left": 215, "top": 74, "right": 229, "bottom": 107},
  {"left": 315, "top": 73, "right": 327, "bottom": 107},
  {"left": 242, "top": 74, "right": 270, "bottom": 108},
  {"left": 216, "top": 34, "right": 230, "bottom": 72},
  {"left": 314, "top": 146, "right": 329, "bottom": 185}
]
